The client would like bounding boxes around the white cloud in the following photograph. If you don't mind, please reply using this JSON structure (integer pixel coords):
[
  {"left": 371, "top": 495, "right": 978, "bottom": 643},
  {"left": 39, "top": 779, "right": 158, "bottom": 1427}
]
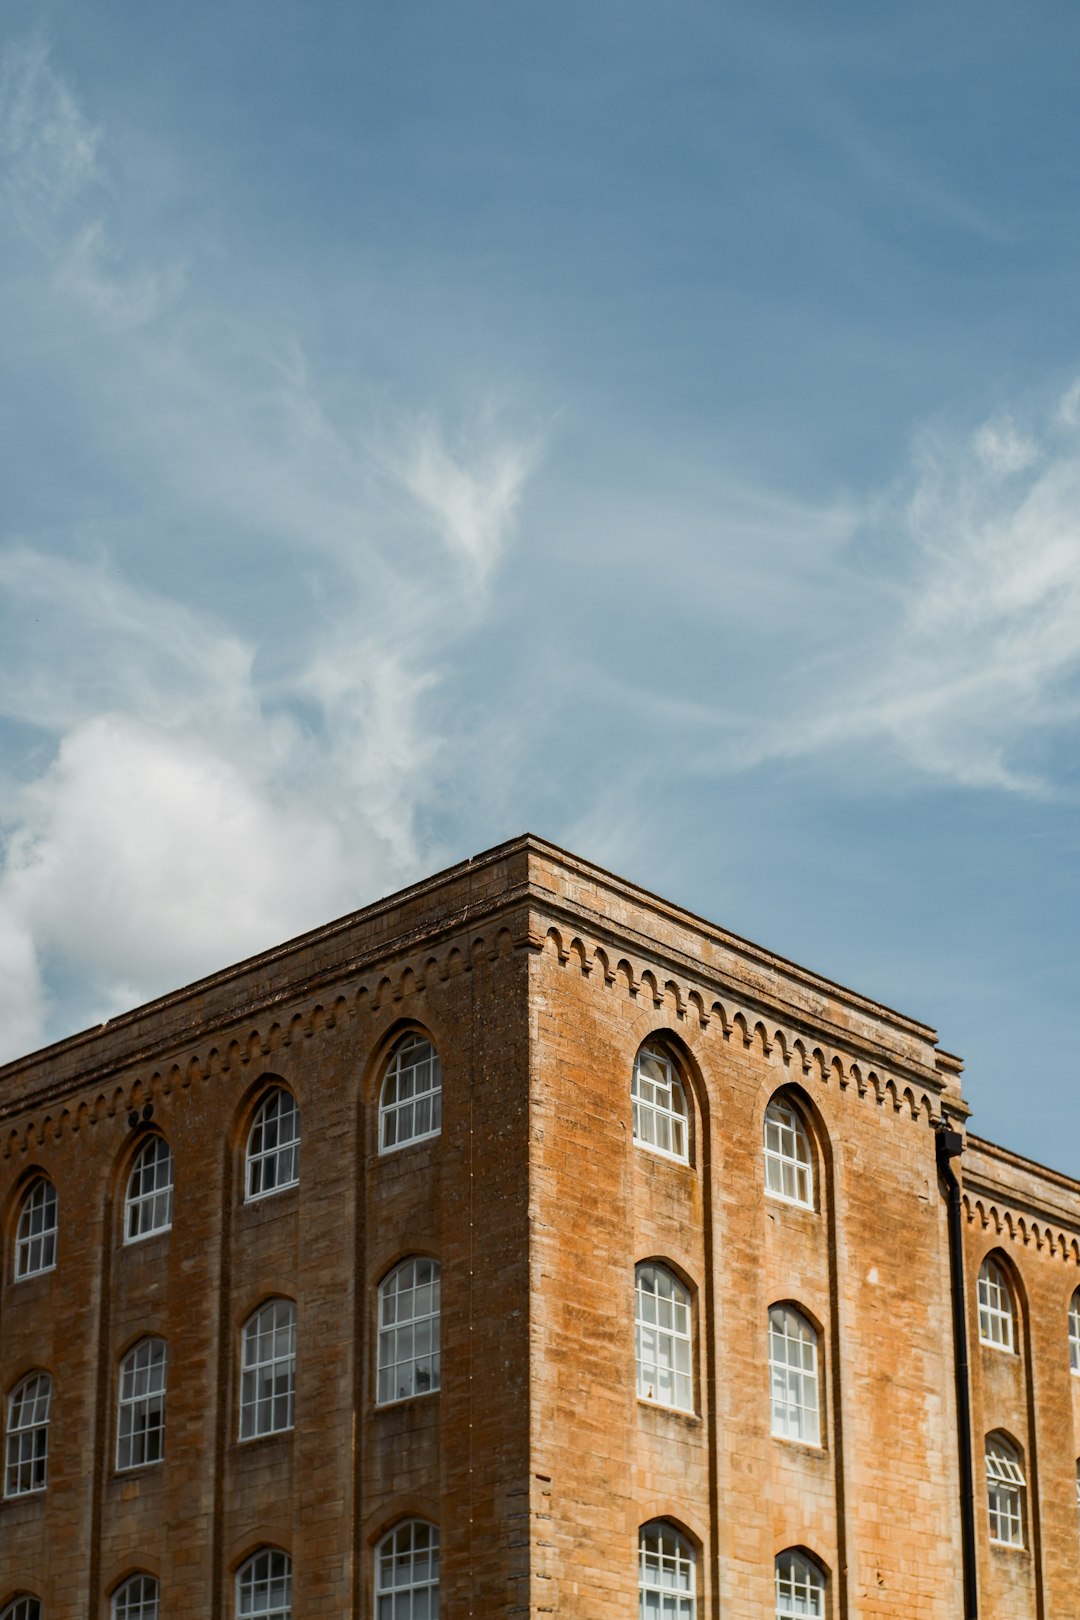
[{"left": 396, "top": 419, "right": 538, "bottom": 582}]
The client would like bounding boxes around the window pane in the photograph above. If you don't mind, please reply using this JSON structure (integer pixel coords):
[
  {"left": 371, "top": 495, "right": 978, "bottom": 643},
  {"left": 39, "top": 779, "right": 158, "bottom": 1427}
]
[
  {"left": 377, "top": 1261, "right": 441, "bottom": 1404},
  {"left": 380, "top": 1038, "right": 443, "bottom": 1153},
  {"left": 5, "top": 1373, "right": 51, "bottom": 1497},
  {"left": 631, "top": 1049, "right": 689, "bottom": 1165},
  {"left": 769, "top": 1306, "right": 821, "bottom": 1446},
  {"left": 246, "top": 1091, "right": 301, "bottom": 1201},
  {"left": 635, "top": 1265, "right": 693, "bottom": 1413},
  {"left": 376, "top": 1521, "right": 440, "bottom": 1619},
  {"left": 240, "top": 1301, "right": 296, "bottom": 1438},
  {"left": 15, "top": 1181, "right": 58, "bottom": 1279}
]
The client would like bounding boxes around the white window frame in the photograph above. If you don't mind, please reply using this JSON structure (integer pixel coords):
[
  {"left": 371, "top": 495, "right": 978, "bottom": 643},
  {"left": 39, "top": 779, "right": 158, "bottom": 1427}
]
[
  {"left": 379, "top": 1036, "right": 442, "bottom": 1154},
  {"left": 4, "top": 1372, "right": 51, "bottom": 1497},
  {"left": 117, "top": 1338, "right": 167, "bottom": 1471},
  {"left": 111, "top": 1575, "right": 160, "bottom": 1620},
  {"left": 769, "top": 1305, "right": 821, "bottom": 1446},
  {"left": 1069, "top": 1289, "right": 1080, "bottom": 1375},
  {"left": 635, "top": 1263, "right": 693, "bottom": 1413},
  {"left": 375, "top": 1520, "right": 440, "bottom": 1617},
  {"left": 631, "top": 1046, "right": 689, "bottom": 1164},
  {"left": 377, "top": 1259, "right": 441, "bottom": 1405},
  {"left": 764, "top": 1098, "right": 813, "bottom": 1208},
  {"left": 15, "top": 1180, "right": 57, "bottom": 1280},
  {"left": 1, "top": 1601, "right": 42, "bottom": 1620},
  {"left": 236, "top": 1549, "right": 292, "bottom": 1620},
  {"left": 124, "top": 1137, "right": 174, "bottom": 1243},
  {"left": 245, "top": 1089, "right": 300, "bottom": 1202},
  {"left": 240, "top": 1300, "right": 296, "bottom": 1440},
  {"left": 775, "top": 1549, "right": 825, "bottom": 1619},
  {"left": 986, "top": 1435, "right": 1026, "bottom": 1547},
  {"left": 638, "top": 1521, "right": 696, "bottom": 1618},
  {"left": 977, "top": 1258, "right": 1015, "bottom": 1352}
]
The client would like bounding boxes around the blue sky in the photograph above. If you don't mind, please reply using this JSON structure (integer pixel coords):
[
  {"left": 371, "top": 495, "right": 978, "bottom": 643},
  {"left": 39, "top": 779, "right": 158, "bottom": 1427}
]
[{"left": 1, "top": 2, "right": 1078, "bottom": 1168}]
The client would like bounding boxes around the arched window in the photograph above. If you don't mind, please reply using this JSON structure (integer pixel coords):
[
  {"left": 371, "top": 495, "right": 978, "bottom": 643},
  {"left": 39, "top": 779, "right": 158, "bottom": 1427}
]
[
  {"left": 117, "top": 1339, "right": 167, "bottom": 1470},
  {"left": 635, "top": 1263, "right": 693, "bottom": 1412},
  {"left": 763, "top": 1097, "right": 813, "bottom": 1208},
  {"left": 245, "top": 1089, "right": 300, "bottom": 1201},
  {"left": 1, "top": 1600, "right": 41, "bottom": 1620},
  {"left": 775, "top": 1550, "right": 825, "bottom": 1618},
  {"left": 379, "top": 1035, "right": 442, "bottom": 1153},
  {"left": 632, "top": 1045, "right": 689, "bottom": 1163},
  {"left": 111, "top": 1575, "right": 159, "bottom": 1619},
  {"left": 4, "top": 1372, "right": 51, "bottom": 1497},
  {"left": 377, "top": 1259, "right": 441, "bottom": 1404},
  {"left": 1069, "top": 1288, "right": 1080, "bottom": 1374},
  {"left": 14, "top": 1179, "right": 57, "bottom": 1280},
  {"left": 236, "top": 1549, "right": 291, "bottom": 1620},
  {"left": 986, "top": 1433, "right": 1026, "bottom": 1547},
  {"left": 375, "top": 1520, "right": 440, "bottom": 1617},
  {"left": 124, "top": 1137, "right": 173, "bottom": 1242},
  {"left": 638, "top": 1522, "right": 695, "bottom": 1618},
  {"left": 977, "top": 1257, "right": 1015, "bottom": 1351},
  {"left": 769, "top": 1305, "right": 820, "bottom": 1445},
  {"left": 240, "top": 1300, "right": 296, "bottom": 1439}
]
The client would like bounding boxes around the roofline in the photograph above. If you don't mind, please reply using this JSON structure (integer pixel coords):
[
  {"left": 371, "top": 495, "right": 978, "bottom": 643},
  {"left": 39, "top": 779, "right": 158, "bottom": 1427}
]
[{"left": 965, "top": 1132, "right": 1080, "bottom": 1200}]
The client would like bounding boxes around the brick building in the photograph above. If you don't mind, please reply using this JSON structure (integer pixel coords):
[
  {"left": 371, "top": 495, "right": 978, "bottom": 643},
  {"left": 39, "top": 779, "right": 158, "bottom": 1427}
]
[{"left": 1, "top": 834, "right": 1078, "bottom": 1618}]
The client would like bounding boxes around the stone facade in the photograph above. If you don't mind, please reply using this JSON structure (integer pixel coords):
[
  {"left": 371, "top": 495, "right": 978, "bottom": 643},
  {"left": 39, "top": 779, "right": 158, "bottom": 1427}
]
[{"left": 0, "top": 834, "right": 1077, "bottom": 1617}]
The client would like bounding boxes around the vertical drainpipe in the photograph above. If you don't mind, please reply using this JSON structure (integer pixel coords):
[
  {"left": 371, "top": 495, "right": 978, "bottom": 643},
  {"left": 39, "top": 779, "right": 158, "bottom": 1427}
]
[{"left": 936, "top": 1124, "right": 978, "bottom": 1619}]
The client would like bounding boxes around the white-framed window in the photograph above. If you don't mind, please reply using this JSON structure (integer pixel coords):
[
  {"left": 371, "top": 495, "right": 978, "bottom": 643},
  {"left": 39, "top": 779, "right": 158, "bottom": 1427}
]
[
  {"left": 775, "top": 1550, "right": 825, "bottom": 1619},
  {"left": 240, "top": 1300, "right": 296, "bottom": 1439},
  {"left": 124, "top": 1137, "right": 174, "bottom": 1242},
  {"left": 632, "top": 1046, "right": 689, "bottom": 1163},
  {"left": 377, "top": 1259, "right": 441, "bottom": 1405},
  {"left": 977, "top": 1257, "right": 1015, "bottom": 1351},
  {"left": 237, "top": 1549, "right": 291, "bottom": 1620},
  {"left": 4, "top": 1372, "right": 51, "bottom": 1497},
  {"left": 769, "top": 1304, "right": 821, "bottom": 1446},
  {"left": 375, "top": 1520, "right": 440, "bottom": 1618},
  {"left": 638, "top": 1521, "right": 696, "bottom": 1618},
  {"left": 986, "top": 1434, "right": 1026, "bottom": 1547},
  {"left": 1, "top": 1600, "right": 41, "bottom": 1620},
  {"left": 245, "top": 1089, "right": 300, "bottom": 1201},
  {"left": 764, "top": 1098, "right": 813, "bottom": 1208},
  {"left": 379, "top": 1035, "right": 442, "bottom": 1154},
  {"left": 14, "top": 1180, "right": 57, "bottom": 1280},
  {"left": 635, "top": 1263, "right": 693, "bottom": 1413},
  {"left": 111, "top": 1575, "right": 160, "bottom": 1619},
  {"left": 1069, "top": 1289, "right": 1080, "bottom": 1374},
  {"left": 117, "top": 1339, "right": 167, "bottom": 1470}
]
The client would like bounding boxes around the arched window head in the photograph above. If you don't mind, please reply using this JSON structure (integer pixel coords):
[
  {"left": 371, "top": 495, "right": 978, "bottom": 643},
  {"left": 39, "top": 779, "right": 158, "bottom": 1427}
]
[
  {"left": 14, "top": 1179, "right": 57, "bottom": 1279},
  {"left": 117, "top": 1339, "right": 167, "bottom": 1470},
  {"left": 377, "top": 1259, "right": 441, "bottom": 1404},
  {"left": 986, "top": 1433, "right": 1026, "bottom": 1547},
  {"left": 635, "top": 1263, "right": 693, "bottom": 1412},
  {"left": 237, "top": 1549, "right": 291, "bottom": 1620},
  {"left": 1, "top": 1600, "right": 41, "bottom": 1620},
  {"left": 977, "top": 1257, "right": 1015, "bottom": 1351},
  {"left": 124, "top": 1137, "right": 173, "bottom": 1242},
  {"left": 240, "top": 1300, "right": 296, "bottom": 1439},
  {"left": 769, "top": 1304, "right": 821, "bottom": 1446},
  {"left": 245, "top": 1089, "right": 300, "bottom": 1201},
  {"left": 4, "top": 1372, "right": 51, "bottom": 1497},
  {"left": 111, "top": 1575, "right": 159, "bottom": 1620},
  {"left": 632, "top": 1045, "right": 689, "bottom": 1163},
  {"left": 638, "top": 1522, "right": 695, "bottom": 1618},
  {"left": 379, "top": 1034, "right": 442, "bottom": 1153},
  {"left": 764, "top": 1097, "right": 813, "bottom": 1208},
  {"left": 375, "top": 1520, "right": 440, "bottom": 1617},
  {"left": 1069, "top": 1289, "right": 1080, "bottom": 1374},
  {"left": 775, "top": 1550, "right": 825, "bottom": 1619}
]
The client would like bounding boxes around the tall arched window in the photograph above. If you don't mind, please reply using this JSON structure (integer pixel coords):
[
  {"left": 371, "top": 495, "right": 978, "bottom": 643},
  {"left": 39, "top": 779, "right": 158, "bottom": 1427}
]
[
  {"left": 1069, "top": 1288, "right": 1080, "bottom": 1374},
  {"left": 240, "top": 1300, "right": 296, "bottom": 1439},
  {"left": 763, "top": 1097, "right": 813, "bottom": 1208},
  {"left": 775, "top": 1550, "right": 825, "bottom": 1619},
  {"left": 117, "top": 1339, "right": 167, "bottom": 1470},
  {"left": 1, "top": 1600, "right": 41, "bottom": 1620},
  {"left": 632, "top": 1045, "right": 689, "bottom": 1163},
  {"left": 986, "top": 1433, "right": 1026, "bottom": 1547},
  {"left": 635, "top": 1263, "right": 693, "bottom": 1412},
  {"left": 375, "top": 1520, "right": 440, "bottom": 1618},
  {"left": 377, "top": 1259, "right": 441, "bottom": 1404},
  {"left": 379, "top": 1035, "right": 442, "bottom": 1153},
  {"left": 977, "top": 1257, "right": 1015, "bottom": 1351},
  {"left": 14, "top": 1179, "right": 57, "bottom": 1279},
  {"left": 124, "top": 1137, "right": 174, "bottom": 1242},
  {"left": 245, "top": 1089, "right": 300, "bottom": 1201},
  {"left": 237, "top": 1550, "right": 291, "bottom": 1620},
  {"left": 769, "top": 1305, "right": 820, "bottom": 1445},
  {"left": 111, "top": 1575, "right": 159, "bottom": 1619},
  {"left": 638, "top": 1522, "right": 695, "bottom": 1618},
  {"left": 4, "top": 1372, "right": 51, "bottom": 1497}
]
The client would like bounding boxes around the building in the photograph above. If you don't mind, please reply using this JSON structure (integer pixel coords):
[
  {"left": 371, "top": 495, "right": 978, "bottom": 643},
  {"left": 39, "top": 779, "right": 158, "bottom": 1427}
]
[{"left": 1, "top": 833, "right": 1078, "bottom": 1619}]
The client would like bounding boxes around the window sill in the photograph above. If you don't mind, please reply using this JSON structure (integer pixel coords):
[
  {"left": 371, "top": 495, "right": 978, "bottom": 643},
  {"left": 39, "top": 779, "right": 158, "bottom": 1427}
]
[
  {"left": 636, "top": 1398, "right": 700, "bottom": 1427},
  {"left": 771, "top": 1434, "right": 827, "bottom": 1459},
  {"left": 235, "top": 1426, "right": 295, "bottom": 1451},
  {"left": 375, "top": 1388, "right": 441, "bottom": 1412}
]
